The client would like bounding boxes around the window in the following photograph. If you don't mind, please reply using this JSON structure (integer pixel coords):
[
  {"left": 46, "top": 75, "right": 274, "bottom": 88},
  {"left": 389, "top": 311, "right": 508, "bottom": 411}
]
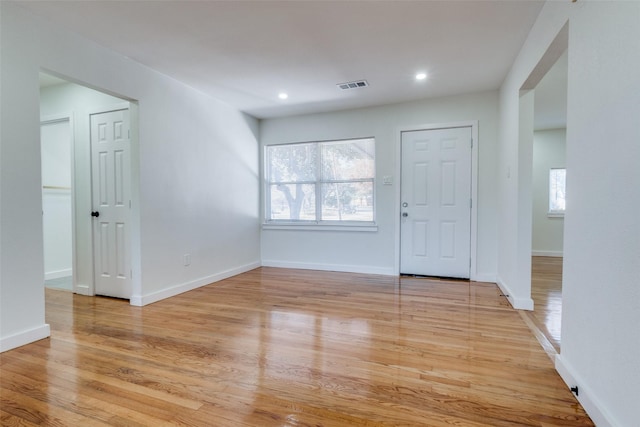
[
  {"left": 265, "top": 138, "right": 375, "bottom": 224},
  {"left": 549, "top": 168, "right": 566, "bottom": 216}
]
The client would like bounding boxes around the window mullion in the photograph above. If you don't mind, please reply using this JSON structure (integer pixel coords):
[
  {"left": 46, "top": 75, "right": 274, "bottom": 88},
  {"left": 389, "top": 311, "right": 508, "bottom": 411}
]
[
  {"left": 315, "top": 143, "right": 323, "bottom": 222},
  {"left": 265, "top": 147, "right": 271, "bottom": 221}
]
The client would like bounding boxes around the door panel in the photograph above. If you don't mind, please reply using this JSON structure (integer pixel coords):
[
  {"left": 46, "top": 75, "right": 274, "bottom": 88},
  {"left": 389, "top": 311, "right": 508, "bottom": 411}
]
[
  {"left": 91, "top": 109, "right": 131, "bottom": 299},
  {"left": 413, "top": 221, "right": 428, "bottom": 257},
  {"left": 440, "top": 221, "right": 456, "bottom": 258},
  {"left": 414, "top": 162, "right": 429, "bottom": 205},
  {"left": 116, "top": 222, "right": 126, "bottom": 278},
  {"left": 98, "top": 222, "right": 110, "bottom": 275},
  {"left": 400, "top": 127, "right": 471, "bottom": 278}
]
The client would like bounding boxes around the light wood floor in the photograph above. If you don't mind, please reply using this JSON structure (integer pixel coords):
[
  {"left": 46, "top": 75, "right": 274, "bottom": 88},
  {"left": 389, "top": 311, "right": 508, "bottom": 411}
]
[
  {"left": 529, "top": 257, "right": 563, "bottom": 353},
  {"left": 1, "top": 267, "right": 592, "bottom": 426}
]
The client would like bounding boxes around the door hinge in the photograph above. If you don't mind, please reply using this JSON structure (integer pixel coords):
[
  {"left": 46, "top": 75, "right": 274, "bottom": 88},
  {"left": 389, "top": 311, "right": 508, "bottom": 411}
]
[
  {"left": 130, "top": 269, "right": 133, "bottom": 279},
  {"left": 129, "top": 200, "right": 132, "bottom": 209},
  {"left": 470, "top": 138, "right": 473, "bottom": 149},
  {"left": 470, "top": 198, "right": 473, "bottom": 208},
  {"left": 469, "top": 258, "right": 472, "bottom": 268}
]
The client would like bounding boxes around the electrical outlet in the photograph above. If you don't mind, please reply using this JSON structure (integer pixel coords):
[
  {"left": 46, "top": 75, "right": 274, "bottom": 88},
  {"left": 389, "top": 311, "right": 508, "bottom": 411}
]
[{"left": 183, "top": 254, "right": 191, "bottom": 266}]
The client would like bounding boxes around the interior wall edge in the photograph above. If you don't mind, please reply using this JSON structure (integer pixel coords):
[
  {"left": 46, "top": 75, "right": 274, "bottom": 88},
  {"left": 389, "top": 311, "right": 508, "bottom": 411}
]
[{"left": 496, "top": 275, "right": 534, "bottom": 310}]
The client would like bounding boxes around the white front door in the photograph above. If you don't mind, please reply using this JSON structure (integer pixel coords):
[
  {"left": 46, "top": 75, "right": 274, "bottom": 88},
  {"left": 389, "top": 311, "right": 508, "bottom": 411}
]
[
  {"left": 90, "top": 109, "right": 131, "bottom": 299},
  {"left": 400, "top": 126, "right": 472, "bottom": 278}
]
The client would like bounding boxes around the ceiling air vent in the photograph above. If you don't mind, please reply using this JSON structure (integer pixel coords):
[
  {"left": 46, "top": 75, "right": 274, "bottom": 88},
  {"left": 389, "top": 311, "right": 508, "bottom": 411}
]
[{"left": 337, "top": 80, "right": 369, "bottom": 90}]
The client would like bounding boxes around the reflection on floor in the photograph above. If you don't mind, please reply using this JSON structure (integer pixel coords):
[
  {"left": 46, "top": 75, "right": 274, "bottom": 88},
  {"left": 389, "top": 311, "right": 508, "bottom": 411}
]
[
  {"left": 45, "top": 275, "right": 72, "bottom": 291},
  {"left": 529, "top": 256, "right": 563, "bottom": 353}
]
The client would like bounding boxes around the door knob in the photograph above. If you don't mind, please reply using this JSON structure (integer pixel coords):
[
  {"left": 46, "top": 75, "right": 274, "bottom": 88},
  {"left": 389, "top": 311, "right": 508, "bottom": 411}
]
[
  {"left": 91, "top": 211, "right": 100, "bottom": 218},
  {"left": 402, "top": 212, "right": 408, "bottom": 217}
]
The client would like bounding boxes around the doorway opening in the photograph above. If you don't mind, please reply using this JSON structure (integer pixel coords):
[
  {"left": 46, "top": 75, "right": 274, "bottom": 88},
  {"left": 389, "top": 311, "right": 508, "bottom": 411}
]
[
  {"left": 39, "top": 72, "right": 135, "bottom": 300},
  {"left": 518, "top": 23, "right": 568, "bottom": 355},
  {"left": 530, "top": 52, "right": 567, "bottom": 353},
  {"left": 41, "top": 114, "right": 73, "bottom": 291}
]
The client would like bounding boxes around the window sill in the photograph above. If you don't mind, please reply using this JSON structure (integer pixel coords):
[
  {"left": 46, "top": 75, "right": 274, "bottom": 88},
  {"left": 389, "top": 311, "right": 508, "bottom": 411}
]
[
  {"left": 547, "top": 212, "right": 565, "bottom": 218},
  {"left": 262, "top": 223, "right": 378, "bottom": 232}
]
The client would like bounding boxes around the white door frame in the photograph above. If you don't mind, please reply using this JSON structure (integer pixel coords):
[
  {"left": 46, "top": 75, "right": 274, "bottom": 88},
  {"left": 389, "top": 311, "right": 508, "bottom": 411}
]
[
  {"left": 395, "top": 120, "right": 479, "bottom": 280},
  {"left": 84, "top": 102, "right": 140, "bottom": 303}
]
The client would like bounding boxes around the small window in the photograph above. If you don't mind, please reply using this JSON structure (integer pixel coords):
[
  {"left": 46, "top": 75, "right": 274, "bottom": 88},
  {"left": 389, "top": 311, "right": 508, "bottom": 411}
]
[
  {"left": 549, "top": 168, "right": 566, "bottom": 216},
  {"left": 265, "top": 138, "right": 375, "bottom": 224}
]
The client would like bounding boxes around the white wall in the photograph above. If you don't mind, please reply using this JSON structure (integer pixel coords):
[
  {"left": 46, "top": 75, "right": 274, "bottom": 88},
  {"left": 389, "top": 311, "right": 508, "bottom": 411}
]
[
  {"left": 40, "top": 82, "right": 127, "bottom": 289},
  {"left": 261, "top": 91, "right": 499, "bottom": 280},
  {"left": 0, "top": 2, "right": 260, "bottom": 351},
  {"left": 499, "top": 2, "right": 640, "bottom": 425},
  {"left": 532, "top": 128, "right": 565, "bottom": 256}
]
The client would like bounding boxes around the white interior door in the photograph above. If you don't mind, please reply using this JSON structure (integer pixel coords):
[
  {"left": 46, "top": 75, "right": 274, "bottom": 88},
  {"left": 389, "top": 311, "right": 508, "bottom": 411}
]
[
  {"left": 400, "top": 126, "right": 472, "bottom": 278},
  {"left": 91, "top": 109, "right": 131, "bottom": 299}
]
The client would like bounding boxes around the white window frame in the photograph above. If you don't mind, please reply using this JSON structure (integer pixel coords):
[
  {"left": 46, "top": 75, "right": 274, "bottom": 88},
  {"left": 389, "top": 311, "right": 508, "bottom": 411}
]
[
  {"left": 548, "top": 167, "right": 566, "bottom": 217},
  {"left": 263, "top": 137, "right": 376, "bottom": 231}
]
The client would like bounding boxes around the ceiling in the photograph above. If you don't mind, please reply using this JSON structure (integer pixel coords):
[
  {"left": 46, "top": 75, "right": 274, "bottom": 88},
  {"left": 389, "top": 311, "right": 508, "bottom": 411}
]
[{"left": 20, "top": 1, "right": 546, "bottom": 119}]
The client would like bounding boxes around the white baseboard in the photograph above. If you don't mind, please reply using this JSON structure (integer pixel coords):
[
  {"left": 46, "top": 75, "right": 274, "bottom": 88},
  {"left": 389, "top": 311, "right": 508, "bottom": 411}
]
[
  {"left": 129, "top": 261, "right": 261, "bottom": 306},
  {"left": 74, "top": 284, "right": 91, "bottom": 296},
  {"left": 45, "top": 269, "right": 72, "bottom": 280},
  {"left": 0, "top": 324, "right": 51, "bottom": 353},
  {"left": 532, "top": 250, "right": 563, "bottom": 257},
  {"left": 555, "top": 354, "right": 617, "bottom": 427},
  {"left": 496, "top": 275, "right": 534, "bottom": 310},
  {"left": 261, "top": 260, "right": 396, "bottom": 276},
  {"left": 472, "top": 273, "right": 497, "bottom": 283}
]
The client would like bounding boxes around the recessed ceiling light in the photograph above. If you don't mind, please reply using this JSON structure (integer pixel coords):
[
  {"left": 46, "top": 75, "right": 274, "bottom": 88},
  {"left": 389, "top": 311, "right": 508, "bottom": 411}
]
[
  {"left": 416, "top": 72, "right": 427, "bottom": 81},
  {"left": 278, "top": 92, "right": 288, "bottom": 100}
]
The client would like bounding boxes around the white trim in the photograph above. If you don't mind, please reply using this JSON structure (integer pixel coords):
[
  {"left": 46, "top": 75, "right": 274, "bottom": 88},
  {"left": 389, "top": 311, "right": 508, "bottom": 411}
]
[
  {"left": 395, "top": 120, "right": 479, "bottom": 280},
  {"left": 531, "top": 250, "right": 563, "bottom": 257},
  {"left": 262, "top": 224, "right": 378, "bottom": 232},
  {"left": 45, "top": 269, "right": 72, "bottom": 280},
  {"left": 74, "top": 283, "right": 91, "bottom": 296},
  {"left": 128, "top": 102, "right": 142, "bottom": 304},
  {"left": 262, "top": 260, "right": 395, "bottom": 276},
  {"left": 40, "top": 114, "right": 72, "bottom": 123},
  {"left": 0, "top": 324, "right": 51, "bottom": 353},
  {"left": 129, "top": 262, "right": 260, "bottom": 306},
  {"left": 473, "top": 274, "right": 497, "bottom": 283},
  {"left": 87, "top": 102, "right": 130, "bottom": 116},
  {"left": 555, "top": 355, "right": 617, "bottom": 427},
  {"left": 496, "top": 275, "right": 534, "bottom": 310}
]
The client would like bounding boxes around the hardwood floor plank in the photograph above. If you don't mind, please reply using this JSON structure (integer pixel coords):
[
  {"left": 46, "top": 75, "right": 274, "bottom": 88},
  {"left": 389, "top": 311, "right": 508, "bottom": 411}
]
[
  {"left": 0, "top": 409, "right": 40, "bottom": 427},
  {"left": 0, "top": 267, "right": 592, "bottom": 426},
  {"left": 529, "top": 256, "right": 563, "bottom": 352}
]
